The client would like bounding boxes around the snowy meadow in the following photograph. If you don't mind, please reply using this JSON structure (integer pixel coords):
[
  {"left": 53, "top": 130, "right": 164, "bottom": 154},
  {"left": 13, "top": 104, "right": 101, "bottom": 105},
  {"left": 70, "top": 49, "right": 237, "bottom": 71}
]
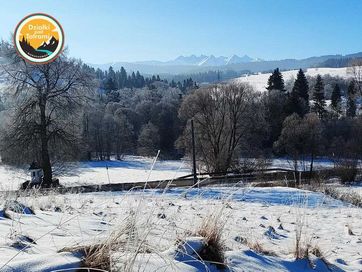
[{"left": 0, "top": 157, "right": 361, "bottom": 272}]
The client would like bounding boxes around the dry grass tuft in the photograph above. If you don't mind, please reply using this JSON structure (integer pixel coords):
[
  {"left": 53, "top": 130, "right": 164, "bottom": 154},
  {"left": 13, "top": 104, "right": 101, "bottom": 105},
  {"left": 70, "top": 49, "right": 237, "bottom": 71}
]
[
  {"left": 310, "top": 245, "right": 323, "bottom": 258},
  {"left": 61, "top": 244, "right": 111, "bottom": 271},
  {"left": 194, "top": 212, "right": 226, "bottom": 268},
  {"left": 295, "top": 243, "right": 311, "bottom": 261},
  {"left": 197, "top": 216, "right": 225, "bottom": 268},
  {"left": 248, "top": 241, "right": 276, "bottom": 256},
  {"left": 324, "top": 187, "right": 362, "bottom": 207},
  {"left": 60, "top": 243, "right": 111, "bottom": 271},
  {"left": 60, "top": 224, "right": 127, "bottom": 271}
]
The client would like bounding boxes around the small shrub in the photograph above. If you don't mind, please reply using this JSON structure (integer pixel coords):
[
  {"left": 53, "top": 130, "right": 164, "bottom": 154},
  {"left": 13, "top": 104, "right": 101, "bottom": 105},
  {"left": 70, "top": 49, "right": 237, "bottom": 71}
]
[
  {"left": 324, "top": 187, "right": 362, "bottom": 207},
  {"left": 334, "top": 159, "right": 358, "bottom": 184}
]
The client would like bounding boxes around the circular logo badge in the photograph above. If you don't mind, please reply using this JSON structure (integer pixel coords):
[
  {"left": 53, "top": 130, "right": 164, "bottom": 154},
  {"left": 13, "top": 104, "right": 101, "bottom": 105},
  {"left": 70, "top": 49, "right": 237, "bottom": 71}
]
[{"left": 14, "top": 13, "right": 64, "bottom": 64}]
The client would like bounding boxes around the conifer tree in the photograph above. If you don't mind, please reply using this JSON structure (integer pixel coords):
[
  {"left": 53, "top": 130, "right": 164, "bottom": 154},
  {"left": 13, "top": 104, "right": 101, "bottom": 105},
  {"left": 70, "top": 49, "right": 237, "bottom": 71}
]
[
  {"left": 293, "top": 69, "right": 309, "bottom": 101},
  {"left": 312, "top": 75, "right": 326, "bottom": 118},
  {"left": 267, "top": 68, "right": 285, "bottom": 92},
  {"left": 119, "top": 67, "right": 127, "bottom": 88},
  {"left": 346, "top": 80, "right": 357, "bottom": 117},
  {"left": 289, "top": 69, "right": 309, "bottom": 116},
  {"left": 331, "top": 84, "right": 342, "bottom": 116},
  {"left": 286, "top": 89, "right": 304, "bottom": 116}
]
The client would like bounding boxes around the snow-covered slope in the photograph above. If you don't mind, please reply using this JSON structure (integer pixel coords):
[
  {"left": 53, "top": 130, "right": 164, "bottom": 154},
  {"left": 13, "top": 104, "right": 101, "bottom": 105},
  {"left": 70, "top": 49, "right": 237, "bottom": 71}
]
[{"left": 233, "top": 67, "right": 353, "bottom": 92}]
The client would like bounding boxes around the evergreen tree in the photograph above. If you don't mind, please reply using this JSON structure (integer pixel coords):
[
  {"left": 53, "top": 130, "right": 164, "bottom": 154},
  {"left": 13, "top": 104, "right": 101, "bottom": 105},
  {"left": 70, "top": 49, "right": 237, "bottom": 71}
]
[
  {"left": 131, "top": 72, "right": 136, "bottom": 87},
  {"left": 104, "top": 77, "right": 117, "bottom": 91},
  {"left": 170, "top": 80, "right": 176, "bottom": 88},
  {"left": 289, "top": 69, "right": 309, "bottom": 116},
  {"left": 312, "top": 75, "right": 326, "bottom": 118},
  {"left": 267, "top": 68, "right": 285, "bottom": 92},
  {"left": 119, "top": 67, "right": 127, "bottom": 88},
  {"left": 127, "top": 75, "right": 132, "bottom": 88},
  {"left": 286, "top": 89, "right": 305, "bottom": 116},
  {"left": 107, "top": 66, "right": 116, "bottom": 81},
  {"left": 331, "top": 84, "right": 342, "bottom": 116},
  {"left": 346, "top": 80, "right": 357, "bottom": 117},
  {"left": 135, "top": 71, "right": 145, "bottom": 88},
  {"left": 293, "top": 69, "right": 309, "bottom": 101}
]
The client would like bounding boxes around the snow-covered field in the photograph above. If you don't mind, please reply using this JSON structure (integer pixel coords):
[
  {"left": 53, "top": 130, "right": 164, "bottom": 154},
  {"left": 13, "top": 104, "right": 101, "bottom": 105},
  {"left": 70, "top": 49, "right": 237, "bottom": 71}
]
[
  {"left": 0, "top": 156, "right": 360, "bottom": 271},
  {"left": 233, "top": 67, "right": 352, "bottom": 92},
  {"left": 0, "top": 156, "right": 191, "bottom": 191},
  {"left": 0, "top": 157, "right": 338, "bottom": 191},
  {"left": 0, "top": 186, "right": 361, "bottom": 271}
]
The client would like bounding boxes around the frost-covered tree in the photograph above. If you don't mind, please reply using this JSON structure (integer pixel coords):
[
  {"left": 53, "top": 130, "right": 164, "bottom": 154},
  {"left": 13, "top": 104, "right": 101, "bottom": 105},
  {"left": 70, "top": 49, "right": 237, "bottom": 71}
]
[
  {"left": 0, "top": 42, "right": 95, "bottom": 184},
  {"left": 137, "top": 122, "right": 160, "bottom": 156},
  {"left": 179, "top": 84, "right": 266, "bottom": 173},
  {"left": 274, "top": 113, "right": 322, "bottom": 178}
]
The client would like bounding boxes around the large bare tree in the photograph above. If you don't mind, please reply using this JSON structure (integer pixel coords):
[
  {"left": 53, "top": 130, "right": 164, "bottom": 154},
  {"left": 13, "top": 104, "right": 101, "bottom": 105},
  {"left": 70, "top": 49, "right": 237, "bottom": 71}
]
[
  {"left": 179, "top": 83, "right": 266, "bottom": 173},
  {"left": 0, "top": 42, "right": 95, "bottom": 185}
]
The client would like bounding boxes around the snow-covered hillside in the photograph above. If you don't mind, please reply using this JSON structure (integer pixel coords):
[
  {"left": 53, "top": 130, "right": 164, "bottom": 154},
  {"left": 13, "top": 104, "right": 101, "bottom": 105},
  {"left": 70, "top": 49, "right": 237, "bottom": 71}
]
[{"left": 233, "top": 68, "right": 353, "bottom": 92}]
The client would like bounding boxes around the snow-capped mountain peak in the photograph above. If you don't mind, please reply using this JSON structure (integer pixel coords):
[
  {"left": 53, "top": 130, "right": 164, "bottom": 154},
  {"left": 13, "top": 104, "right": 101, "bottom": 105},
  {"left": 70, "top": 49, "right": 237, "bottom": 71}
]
[{"left": 169, "top": 54, "right": 260, "bottom": 66}]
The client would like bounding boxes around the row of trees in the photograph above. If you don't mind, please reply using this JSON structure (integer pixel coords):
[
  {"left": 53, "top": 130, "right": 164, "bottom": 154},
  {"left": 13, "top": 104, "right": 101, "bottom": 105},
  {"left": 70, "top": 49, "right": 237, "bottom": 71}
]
[
  {"left": 96, "top": 66, "right": 160, "bottom": 90},
  {"left": 97, "top": 66, "right": 196, "bottom": 94},
  {"left": 266, "top": 68, "right": 359, "bottom": 119}
]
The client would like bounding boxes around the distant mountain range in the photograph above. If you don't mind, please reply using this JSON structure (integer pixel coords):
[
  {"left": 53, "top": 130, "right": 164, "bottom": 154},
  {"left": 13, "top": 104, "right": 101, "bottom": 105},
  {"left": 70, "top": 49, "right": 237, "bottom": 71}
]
[
  {"left": 127, "top": 54, "right": 261, "bottom": 67},
  {"left": 90, "top": 52, "right": 362, "bottom": 75},
  {"left": 165, "top": 54, "right": 261, "bottom": 66}
]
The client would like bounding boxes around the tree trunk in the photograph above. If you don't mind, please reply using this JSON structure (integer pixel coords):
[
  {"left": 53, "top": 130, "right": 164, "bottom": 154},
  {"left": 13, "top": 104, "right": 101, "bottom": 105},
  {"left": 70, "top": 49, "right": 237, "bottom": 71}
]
[
  {"left": 293, "top": 158, "right": 299, "bottom": 184},
  {"left": 39, "top": 100, "right": 52, "bottom": 185},
  {"left": 309, "top": 150, "right": 314, "bottom": 181}
]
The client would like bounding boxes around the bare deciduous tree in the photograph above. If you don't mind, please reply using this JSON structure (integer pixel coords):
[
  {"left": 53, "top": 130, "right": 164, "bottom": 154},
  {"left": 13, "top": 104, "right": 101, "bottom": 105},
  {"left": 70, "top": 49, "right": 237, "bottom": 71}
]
[
  {"left": 348, "top": 59, "right": 362, "bottom": 94},
  {"left": 179, "top": 83, "right": 266, "bottom": 173},
  {"left": 0, "top": 42, "right": 95, "bottom": 184}
]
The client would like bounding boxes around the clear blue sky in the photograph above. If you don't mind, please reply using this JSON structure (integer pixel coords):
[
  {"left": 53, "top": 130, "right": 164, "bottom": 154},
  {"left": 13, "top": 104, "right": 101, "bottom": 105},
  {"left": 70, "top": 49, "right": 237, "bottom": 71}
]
[{"left": 1, "top": 0, "right": 361, "bottom": 63}]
